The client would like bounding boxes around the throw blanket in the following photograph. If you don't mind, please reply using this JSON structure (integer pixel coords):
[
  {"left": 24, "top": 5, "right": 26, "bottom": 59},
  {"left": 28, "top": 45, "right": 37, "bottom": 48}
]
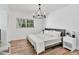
[{"left": 28, "top": 34, "right": 45, "bottom": 54}]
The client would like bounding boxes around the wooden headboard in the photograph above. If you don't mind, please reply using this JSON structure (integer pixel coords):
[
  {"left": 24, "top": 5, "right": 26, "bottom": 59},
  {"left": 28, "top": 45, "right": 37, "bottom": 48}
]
[{"left": 43, "top": 28, "right": 66, "bottom": 37}]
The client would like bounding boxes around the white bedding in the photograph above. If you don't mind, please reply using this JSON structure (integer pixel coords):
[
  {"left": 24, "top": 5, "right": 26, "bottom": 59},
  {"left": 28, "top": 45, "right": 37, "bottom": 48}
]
[{"left": 27, "top": 33, "right": 62, "bottom": 54}]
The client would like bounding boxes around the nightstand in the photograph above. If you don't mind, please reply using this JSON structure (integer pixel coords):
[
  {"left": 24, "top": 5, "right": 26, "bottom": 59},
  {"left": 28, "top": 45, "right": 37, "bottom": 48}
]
[{"left": 63, "top": 35, "right": 76, "bottom": 51}]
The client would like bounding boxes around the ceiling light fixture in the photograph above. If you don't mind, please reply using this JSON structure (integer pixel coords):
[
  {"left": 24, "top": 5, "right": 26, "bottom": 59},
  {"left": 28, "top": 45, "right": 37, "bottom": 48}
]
[{"left": 33, "top": 4, "right": 46, "bottom": 19}]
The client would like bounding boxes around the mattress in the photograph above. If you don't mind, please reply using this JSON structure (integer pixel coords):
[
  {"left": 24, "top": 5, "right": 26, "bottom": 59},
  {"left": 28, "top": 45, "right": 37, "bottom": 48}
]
[{"left": 33, "top": 34, "right": 61, "bottom": 47}]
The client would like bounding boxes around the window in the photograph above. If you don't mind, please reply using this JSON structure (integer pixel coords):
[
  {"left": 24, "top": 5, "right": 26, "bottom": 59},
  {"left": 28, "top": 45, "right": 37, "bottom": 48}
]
[
  {"left": 16, "top": 18, "right": 34, "bottom": 28},
  {"left": 27, "top": 20, "right": 34, "bottom": 28}
]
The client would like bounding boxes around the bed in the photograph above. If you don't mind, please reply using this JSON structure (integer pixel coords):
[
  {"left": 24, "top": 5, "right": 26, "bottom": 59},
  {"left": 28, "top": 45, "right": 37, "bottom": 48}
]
[{"left": 27, "top": 28, "right": 65, "bottom": 54}]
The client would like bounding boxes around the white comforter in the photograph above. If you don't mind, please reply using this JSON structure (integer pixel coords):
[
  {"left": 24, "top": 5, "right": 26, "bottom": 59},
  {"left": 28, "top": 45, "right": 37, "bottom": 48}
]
[{"left": 27, "top": 33, "right": 61, "bottom": 54}]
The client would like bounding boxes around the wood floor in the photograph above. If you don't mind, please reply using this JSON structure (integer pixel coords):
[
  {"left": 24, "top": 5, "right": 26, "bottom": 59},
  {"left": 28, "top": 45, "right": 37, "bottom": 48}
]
[{"left": 10, "top": 39, "right": 79, "bottom": 55}]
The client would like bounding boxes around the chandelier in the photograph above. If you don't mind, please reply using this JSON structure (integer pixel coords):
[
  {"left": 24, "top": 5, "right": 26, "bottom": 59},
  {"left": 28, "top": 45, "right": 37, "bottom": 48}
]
[{"left": 33, "top": 4, "right": 46, "bottom": 19}]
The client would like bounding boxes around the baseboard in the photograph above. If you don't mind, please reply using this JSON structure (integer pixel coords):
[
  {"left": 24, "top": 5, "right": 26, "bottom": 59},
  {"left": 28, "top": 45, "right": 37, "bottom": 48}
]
[
  {"left": 77, "top": 48, "right": 79, "bottom": 50},
  {"left": 9, "top": 37, "right": 27, "bottom": 43}
]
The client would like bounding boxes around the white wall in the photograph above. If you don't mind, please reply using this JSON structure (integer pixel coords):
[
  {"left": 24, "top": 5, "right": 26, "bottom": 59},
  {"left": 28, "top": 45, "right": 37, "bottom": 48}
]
[
  {"left": 0, "top": 4, "right": 8, "bottom": 44},
  {"left": 46, "top": 4, "right": 79, "bottom": 50},
  {"left": 46, "top": 5, "right": 79, "bottom": 32},
  {"left": 7, "top": 10, "right": 45, "bottom": 41}
]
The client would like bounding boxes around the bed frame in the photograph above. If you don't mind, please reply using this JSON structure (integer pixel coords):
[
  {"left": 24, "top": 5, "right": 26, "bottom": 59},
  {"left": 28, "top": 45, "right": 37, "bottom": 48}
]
[{"left": 27, "top": 28, "right": 66, "bottom": 54}]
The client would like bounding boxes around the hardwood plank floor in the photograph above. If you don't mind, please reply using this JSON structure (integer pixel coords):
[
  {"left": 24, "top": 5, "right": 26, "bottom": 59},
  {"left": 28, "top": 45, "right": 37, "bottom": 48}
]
[{"left": 10, "top": 39, "right": 79, "bottom": 55}]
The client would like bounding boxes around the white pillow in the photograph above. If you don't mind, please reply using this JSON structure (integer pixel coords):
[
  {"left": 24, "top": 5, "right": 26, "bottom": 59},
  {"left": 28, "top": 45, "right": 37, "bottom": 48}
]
[
  {"left": 53, "top": 31, "right": 61, "bottom": 37},
  {"left": 44, "top": 30, "right": 61, "bottom": 37},
  {"left": 44, "top": 30, "right": 54, "bottom": 36}
]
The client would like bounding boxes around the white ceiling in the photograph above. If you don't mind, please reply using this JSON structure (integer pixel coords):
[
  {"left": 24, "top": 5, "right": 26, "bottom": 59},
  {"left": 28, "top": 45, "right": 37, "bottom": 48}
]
[{"left": 8, "top": 4, "right": 70, "bottom": 15}]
